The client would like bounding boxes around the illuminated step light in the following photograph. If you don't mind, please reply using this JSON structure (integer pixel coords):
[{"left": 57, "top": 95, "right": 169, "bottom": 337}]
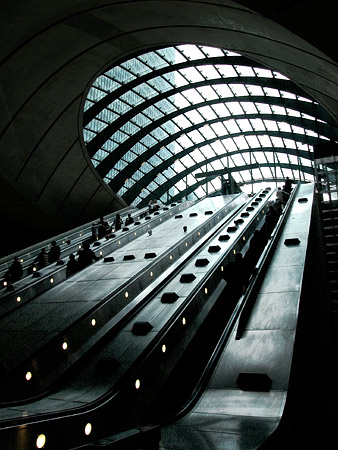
[
  {"left": 62, "top": 341, "right": 68, "bottom": 350},
  {"left": 36, "top": 434, "right": 46, "bottom": 449},
  {"left": 185, "top": 242, "right": 188, "bottom": 247},
  {"left": 162, "top": 344, "right": 166, "bottom": 353},
  {"left": 169, "top": 255, "right": 173, "bottom": 260},
  {"left": 32, "top": 266, "right": 37, "bottom": 272},
  {"left": 233, "top": 249, "right": 236, "bottom": 254},
  {"left": 182, "top": 317, "right": 187, "bottom": 326},
  {"left": 243, "top": 236, "right": 246, "bottom": 241},
  {"left": 85, "top": 423, "right": 92, "bottom": 436},
  {"left": 16, "top": 296, "right": 21, "bottom": 302},
  {"left": 26, "top": 371, "right": 32, "bottom": 381},
  {"left": 91, "top": 318, "right": 96, "bottom": 326},
  {"left": 3, "top": 281, "right": 7, "bottom": 286},
  {"left": 150, "top": 271, "right": 153, "bottom": 277},
  {"left": 135, "top": 379, "right": 141, "bottom": 390},
  {"left": 204, "top": 287, "right": 208, "bottom": 294},
  {"left": 50, "top": 278, "right": 54, "bottom": 284},
  {"left": 125, "top": 291, "right": 129, "bottom": 298}
]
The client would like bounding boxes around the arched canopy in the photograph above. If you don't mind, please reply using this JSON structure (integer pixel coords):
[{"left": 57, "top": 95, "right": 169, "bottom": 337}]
[{"left": 83, "top": 44, "right": 338, "bottom": 206}]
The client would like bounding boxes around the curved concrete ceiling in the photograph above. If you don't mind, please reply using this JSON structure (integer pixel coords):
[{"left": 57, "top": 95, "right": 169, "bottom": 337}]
[{"left": 0, "top": 0, "right": 337, "bottom": 255}]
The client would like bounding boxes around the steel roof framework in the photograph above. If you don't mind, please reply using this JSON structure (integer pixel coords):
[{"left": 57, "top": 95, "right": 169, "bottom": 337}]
[{"left": 83, "top": 44, "right": 337, "bottom": 206}]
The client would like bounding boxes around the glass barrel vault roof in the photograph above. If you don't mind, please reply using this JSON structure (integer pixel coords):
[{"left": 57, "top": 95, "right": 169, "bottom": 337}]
[{"left": 83, "top": 44, "right": 336, "bottom": 207}]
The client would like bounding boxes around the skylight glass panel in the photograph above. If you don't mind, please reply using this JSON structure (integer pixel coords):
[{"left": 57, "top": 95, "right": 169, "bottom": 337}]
[
  {"left": 180, "top": 67, "right": 205, "bottom": 83},
  {"left": 305, "top": 129, "right": 318, "bottom": 137},
  {"left": 276, "top": 152, "right": 289, "bottom": 164},
  {"left": 288, "top": 154, "right": 298, "bottom": 165},
  {"left": 299, "top": 157, "right": 312, "bottom": 167},
  {"left": 187, "top": 129, "right": 204, "bottom": 144},
  {"left": 197, "top": 85, "right": 218, "bottom": 100},
  {"left": 225, "top": 119, "right": 241, "bottom": 134},
  {"left": 190, "top": 149, "right": 205, "bottom": 163},
  {"left": 120, "top": 120, "right": 141, "bottom": 135},
  {"left": 235, "top": 66, "right": 256, "bottom": 77},
  {"left": 177, "top": 134, "right": 193, "bottom": 148},
  {"left": 250, "top": 118, "right": 265, "bottom": 131},
  {"left": 174, "top": 160, "right": 186, "bottom": 172},
  {"left": 253, "top": 151, "right": 267, "bottom": 164},
  {"left": 172, "top": 72, "right": 189, "bottom": 87},
  {"left": 271, "top": 105, "right": 286, "bottom": 115},
  {"left": 273, "top": 72, "right": 289, "bottom": 80},
  {"left": 297, "top": 95, "right": 312, "bottom": 103},
  {"left": 172, "top": 92, "right": 190, "bottom": 108},
  {"left": 237, "top": 119, "right": 252, "bottom": 132},
  {"left": 231, "top": 153, "right": 245, "bottom": 166},
  {"left": 255, "top": 102, "right": 272, "bottom": 114},
  {"left": 229, "top": 84, "right": 249, "bottom": 97},
  {"left": 254, "top": 68, "right": 273, "bottom": 78},
  {"left": 125, "top": 58, "right": 152, "bottom": 77},
  {"left": 200, "top": 125, "right": 217, "bottom": 139},
  {"left": 213, "top": 84, "right": 234, "bottom": 98},
  {"left": 150, "top": 127, "right": 168, "bottom": 141},
  {"left": 278, "top": 122, "right": 292, "bottom": 133},
  {"left": 246, "top": 85, "right": 265, "bottom": 96},
  {"left": 240, "top": 170, "right": 251, "bottom": 180},
  {"left": 263, "top": 87, "right": 280, "bottom": 97},
  {"left": 233, "top": 135, "right": 248, "bottom": 150},
  {"left": 83, "top": 128, "right": 96, "bottom": 143},
  {"left": 147, "top": 77, "right": 172, "bottom": 92},
  {"left": 212, "top": 103, "right": 231, "bottom": 117},
  {"left": 280, "top": 91, "right": 296, "bottom": 99},
  {"left": 215, "top": 64, "right": 238, "bottom": 78},
  {"left": 246, "top": 135, "right": 260, "bottom": 148},
  {"left": 240, "top": 102, "right": 258, "bottom": 114},
  {"left": 178, "top": 44, "right": 205, "bottom": 60},
  {"left": 173, "top": 114, "right": 191, "bottom": 129},
  {"left": 258, "top": 135, "right": 272, "bottom": 147},
  {"left": 183, "top": 88, "right": 205, "bottom": 104},
  {"left": 252, "top": 168, "right": 262, "bottom": 179},
  {"left": 156, "top": 99, "right": 177, "bottom": 115},
  {"left": 210, "top": 141, "right": 225, "bottom": 154},
  {"left": 116, "top": 63, "right": 140, "bottom": 81},
  {"left": 211, "top": 159, "right": 225, "bottom": 170},
  {"left": 200, "top": 45, "right": 224, "bottom": 57},
  {"left": 283, "top": 139, "right": 296, "bottom": 149},
  {"left": 87, "top": 118, "right": 107, "bottom": 134},
  {"left": 181, "top": 154, "right": 195, "bottom": 167},
  {"left": 270, "top": 136, "right": 284, "bottom": 147},
  {"left": 264, "top": 152, "right": 274, "bottom": 163},
  {"left": 87, "top": 87, "right": 107, "bottom": 102},
  {"left": 286, "top": 108, "right": 301, "bottom": 118},
  {"left": 198, "top": 65, "right": 220, "bottom": 80},
  {"left": 140, "top": 51, "right": 168, "bottom": 69},
  {"left": 102, "top": 139, "right": 118, "bottom": 152},
  {"left": 211, "top": 122, "right": 228, "bottom": 136},
  {"left": 185, "top": 109, "right": 204, "bottom": 124},
  {"left": 143, "top": 105, "right": 164, "bottom": 120},
  {"left": 109, "top": 99, "right": 132, "bottom": 115},
  {"left": 222, "top": 137, "right": 237, "bottom": 152},
  {"left": 84, "top": 99, "right": 94, "bottom": 112},
  {"left": 264, "top": 120, "right": 279, "bottom": 131},
  {"left": 198, "top": 105, "right": 218, "bottom": 120},
  {"left": 261, "top": 166, "right": 273, "bottom": 178},
  {"left": 291, "top": 125, "right": 305, "bottom": 135}
]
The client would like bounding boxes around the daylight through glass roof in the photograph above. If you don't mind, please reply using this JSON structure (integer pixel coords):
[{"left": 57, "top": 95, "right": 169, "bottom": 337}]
[{"left": 83, "top": 44, "right": 334, "bottom": 207}]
